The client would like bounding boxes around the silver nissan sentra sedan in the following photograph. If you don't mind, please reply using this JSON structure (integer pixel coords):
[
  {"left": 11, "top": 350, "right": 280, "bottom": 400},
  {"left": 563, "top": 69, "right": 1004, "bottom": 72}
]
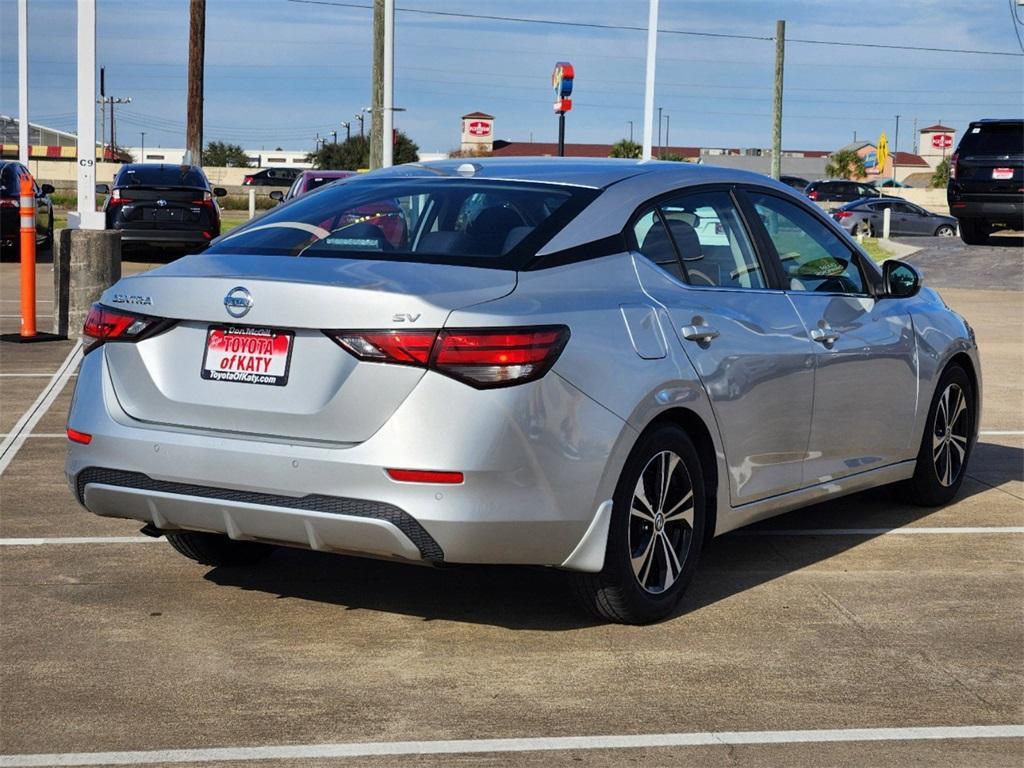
[{"left": 66, "top": 158, "right": 980, "bottom": 624}]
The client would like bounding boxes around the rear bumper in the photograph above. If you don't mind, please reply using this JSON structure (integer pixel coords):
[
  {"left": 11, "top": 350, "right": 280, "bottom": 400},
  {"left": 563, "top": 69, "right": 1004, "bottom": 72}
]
[
  {"left": 114, "top": 227, "right": 216, "bottom": 246},
  {"left": 66, "top": 349, "right": 633, "bottom": 569},
  {"left": 948, "top": 198, "right": 1024, "bottom": 224}
]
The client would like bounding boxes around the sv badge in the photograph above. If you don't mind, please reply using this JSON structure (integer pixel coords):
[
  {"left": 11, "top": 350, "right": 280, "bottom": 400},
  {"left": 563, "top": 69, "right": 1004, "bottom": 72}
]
[{"left": 392, "top": 313, "right": 422, "bottom": 323}]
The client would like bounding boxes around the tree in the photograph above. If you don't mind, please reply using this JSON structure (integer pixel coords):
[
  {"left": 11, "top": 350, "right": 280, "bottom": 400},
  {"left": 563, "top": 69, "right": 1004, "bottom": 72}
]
[
  {"left": 308, "top": 132, "right": 419, "bottom": 170},
  {"left": 202, "top": 141, "right": 251, "bottom": 167},
  {"left": 930, "top": 157, "right": 950, "bottom": 189},
  {"left": 825, "top": 149, "right": 867, "bottom": 179},
  {"left": 609, "top": 139, "right": 641, "bottom": 159}
]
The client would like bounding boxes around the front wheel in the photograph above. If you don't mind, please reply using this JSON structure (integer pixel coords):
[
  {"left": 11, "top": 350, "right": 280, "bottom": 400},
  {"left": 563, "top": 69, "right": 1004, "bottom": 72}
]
[
  {"left": 934, "top": 224, "right": 956, "bottom": 238},
  {"left": 897, "top": 365, "right": 974, "bottom": 506},
  {"left": 571, "top": 424, "right": 706, "bottom": 624}
]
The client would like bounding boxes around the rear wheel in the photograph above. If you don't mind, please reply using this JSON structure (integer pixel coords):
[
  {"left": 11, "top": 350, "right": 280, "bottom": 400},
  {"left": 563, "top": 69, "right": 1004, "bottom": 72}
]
[
  {"left": 958, "top": 219, "right": 990, "bottom": 245},
  {"left": 934, "top": 224, "right": 956, "bottom": 238},
  {"left": 897, "top": 365, "right": 974, "bottom": 506},
  {"left": 166, "top": 531, "right": 274, "bottom": 566},
  {"left": 571, "top": 424, "right": 706, "bottom": 624}
]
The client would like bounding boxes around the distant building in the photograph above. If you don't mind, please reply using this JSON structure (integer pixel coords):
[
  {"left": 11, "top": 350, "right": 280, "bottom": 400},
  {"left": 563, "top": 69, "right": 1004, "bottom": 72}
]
[
  {"left": 918, "top": 124, "right": 957, "bottom": 169},
  {"left": 838, "top": 140, "right": 930, "bottom": 183},
  {"left": 460, "top": 112, "right": 495, "bottom": 154},
  {"left": 0, "top": 115, "right": 80, "bottom": 159}
]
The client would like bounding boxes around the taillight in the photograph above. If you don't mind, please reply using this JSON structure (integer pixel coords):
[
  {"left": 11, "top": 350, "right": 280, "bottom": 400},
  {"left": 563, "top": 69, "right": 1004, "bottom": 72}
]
[
  {"left": 0, "top": 197, "right": 18, "bottom": 208},
  {"left": 82, "top": 303, "right": 170, "bottom": 353},
  {"left": 243, "top": 176, "right": 253, "bottom": 184},
  {"left": 833, "top": 211, "right": 854, "bottom": 219},
  {"left": 192, "top": 190, "right": 214, "bottom": 205},
  {"left": 807, "top": 190, "right": 818, "bottom": 200},
  {"left": 949, "top": 152, "right": 958, "bottom": 180},
  {"left": 67, "top": 428, "right": 93, "bottom": 445},
  {"left": 325, "top": 326, "right": 570, "bottom": 389},
  {"left": 109, "top": 188, "right": 133, "bottom": 204}
]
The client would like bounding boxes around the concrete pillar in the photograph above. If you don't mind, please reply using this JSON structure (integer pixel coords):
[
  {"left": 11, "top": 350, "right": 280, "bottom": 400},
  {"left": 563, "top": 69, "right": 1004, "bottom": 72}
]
[{"left": 53, "top": 229, "right": 121, "bottom": 339}]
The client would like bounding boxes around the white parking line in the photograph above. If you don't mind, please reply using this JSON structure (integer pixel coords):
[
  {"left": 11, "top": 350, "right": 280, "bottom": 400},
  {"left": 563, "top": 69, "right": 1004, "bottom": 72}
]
[
  {"left": 980, "top": 430, "right": 1024, "bottom": 436},
  {"left": 0, "top": 434, "right": 67, "bottom": 439},
  {"left": 0, "top": 342, "right": 81, "bottom": 476},
  {"left": 0, "top": 537, "right": 160, "bottom": 546},
  {"left": 737, "top": 527, "right": 1024, "bottom": 536},
  {"left": 0, "top": 725, "right": 1020, "bottom": 766},
  {"left": 0, "top": 373, "right": 76, "bottom": 378}
]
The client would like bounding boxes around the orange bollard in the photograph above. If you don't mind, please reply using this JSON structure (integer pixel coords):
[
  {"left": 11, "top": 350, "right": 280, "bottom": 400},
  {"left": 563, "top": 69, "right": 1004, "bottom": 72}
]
[{"left": 19, "top": 174, "right": 36, "bottom": 338}]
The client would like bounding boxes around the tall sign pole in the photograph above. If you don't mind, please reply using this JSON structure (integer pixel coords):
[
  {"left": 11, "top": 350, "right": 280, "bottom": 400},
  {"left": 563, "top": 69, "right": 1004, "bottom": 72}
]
[
  {"left": 382, "top": 0, "right": 395, "bottom": 167},
  {"left": 69, "top": 0, "right": 103, "bottom": 230},
  {"left": 551, "top": 62, "right": 574, "bottom": 157},
  {"left": 770, "top": 19, "right": 785, "bottom": 180},
  {"left": 641, "top": 0, "right": 659, "bottom": 161},
  {"left": 186, "top": 0, "right": 205, "bottom": 166},
  {"left": 17, "top": 0, "right": 29, "bottom": 164}
]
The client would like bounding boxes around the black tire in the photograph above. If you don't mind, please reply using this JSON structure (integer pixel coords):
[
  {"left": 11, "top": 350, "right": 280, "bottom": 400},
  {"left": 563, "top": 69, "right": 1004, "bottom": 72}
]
[
  {"left": 958, "top": 219, "right": 990, "bottom": 246},
  {"left": 571, "top": 424, "right": 706, "bottom": 624},
  {"left": 934, "top": 224, "right": 955, "bottom": 238},
  {"left": 897, "top": 365, "right": 974, "bottom": 506},
  {"left": 166, "top": 530, "right": 274, "bottom": 566}
]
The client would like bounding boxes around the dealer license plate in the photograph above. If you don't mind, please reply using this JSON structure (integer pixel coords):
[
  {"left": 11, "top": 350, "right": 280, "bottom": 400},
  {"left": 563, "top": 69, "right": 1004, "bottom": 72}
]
[
  {"left": 201, "top": 326, "right": 294, "bottom": 386},
  {"left": 992, "top": 167, "right": 1014, "bottom": 180}
]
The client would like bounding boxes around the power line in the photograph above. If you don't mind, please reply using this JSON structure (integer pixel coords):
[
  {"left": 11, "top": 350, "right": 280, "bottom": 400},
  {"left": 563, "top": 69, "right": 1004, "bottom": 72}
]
[{"left": 286, "top": 0, "right": 1024, "bottom": 56}]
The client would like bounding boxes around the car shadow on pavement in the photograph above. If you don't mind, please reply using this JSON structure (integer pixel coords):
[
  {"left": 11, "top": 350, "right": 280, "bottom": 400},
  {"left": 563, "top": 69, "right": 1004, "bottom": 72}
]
[{"left": 204, "top": 440, "right": 1021, "bottom": 630}]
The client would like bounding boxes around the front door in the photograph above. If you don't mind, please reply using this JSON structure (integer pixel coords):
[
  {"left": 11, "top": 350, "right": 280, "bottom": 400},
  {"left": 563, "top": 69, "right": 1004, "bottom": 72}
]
[
  {"left": 630, "top": 187, "right": 816, "bottom": 505},
  {"left": 743, "top": 189, "right": 919, "bottom": 484}
]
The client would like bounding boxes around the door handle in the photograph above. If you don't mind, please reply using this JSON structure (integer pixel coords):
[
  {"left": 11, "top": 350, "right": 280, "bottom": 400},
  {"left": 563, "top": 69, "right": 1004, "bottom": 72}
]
[
  {"left": 681, "top": 325, "right": 720, "bottom": 344},
  {"left": 810, "top": 326, "right": 841, "bottom": 347}
]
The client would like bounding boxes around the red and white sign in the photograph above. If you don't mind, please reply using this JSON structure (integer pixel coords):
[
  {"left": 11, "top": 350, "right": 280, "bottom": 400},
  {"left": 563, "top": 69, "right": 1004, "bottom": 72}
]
[
  {"left": 201, "top": 326, "right": 294, "bottom": 386},
  {"left": 993, "top": 167, "right": 1015, "bottom": 180},
  {"left": 466, "top": 121, "right": 491, "bottom": 137},
  {"left": 930, "top": 134, "right": 953, "bottom": 149}
]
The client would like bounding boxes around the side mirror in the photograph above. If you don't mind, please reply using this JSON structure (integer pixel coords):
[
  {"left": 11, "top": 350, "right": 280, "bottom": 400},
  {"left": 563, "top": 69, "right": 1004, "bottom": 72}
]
[
  {"left": 882, "top": 259, "right": 921, "bottom": 299},
  {"left": 40, "top": 183, "right": 55, "bottom": 195},
  {"left": 213, "top": 187, "right": 227, "bottom": 197},
  {"left": 96, "top": 183, "right": 110, "bottom": 195},
  {"left": 269, "top": 190, "right": 284, "bottom": 202}
]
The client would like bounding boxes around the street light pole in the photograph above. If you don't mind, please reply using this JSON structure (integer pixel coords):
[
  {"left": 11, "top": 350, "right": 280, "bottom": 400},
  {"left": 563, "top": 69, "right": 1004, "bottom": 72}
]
[
  {"left": 140, "top": 131, "right": 145, "bottom": 160},
  {"left": 892, "top": 114, "right": 901, "bottom": 182},
  {"left": 657, "top": 106, "right": 662, "bottom": 158},
  {"left": 17, "top": 0, "right": 28, "bottom": 164},
  {"left": 355, "top": 113, "right": 365, "bottom": 138},
  {"left": 341, "top": 121, "right": 350, "bottom": 141},
  {"left": 382, "top": 0, "right": 395, "bottom": 167},
  {"left": 664, "top": 113, "right": 670, "bottom": 154},
  {"left": 628, "top": 120, "right": 633, "bottom": 143},
  {"left": 641, "top": 0, "right": 659, "bottom": 161}
]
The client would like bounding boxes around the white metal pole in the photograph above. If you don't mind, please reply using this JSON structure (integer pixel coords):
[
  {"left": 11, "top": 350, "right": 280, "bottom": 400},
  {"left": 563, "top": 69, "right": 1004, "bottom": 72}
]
[
  {"left": 70, "top": 0, "right": 103, "bottom": 230},
  {"left": 17, "top": 0, "right": 29, "bottom": 165},
  {"left": 641, "top": 0, "right": 659, "bottom": 161},
  {"left": 382, "top": 0, "right": 395, "bottom": 167}
]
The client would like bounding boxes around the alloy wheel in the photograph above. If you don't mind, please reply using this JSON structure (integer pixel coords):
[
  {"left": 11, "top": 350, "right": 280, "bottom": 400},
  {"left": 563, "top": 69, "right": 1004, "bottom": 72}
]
[
  {"left": 629, "top": 451, "right": 695, "bottom": 594},
  {"left": 933, "top": 383, "right": 969, "bottom": 487}
]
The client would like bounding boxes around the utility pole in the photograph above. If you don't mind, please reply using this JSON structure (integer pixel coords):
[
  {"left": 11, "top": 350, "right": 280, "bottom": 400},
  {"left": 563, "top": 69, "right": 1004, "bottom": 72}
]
[
  {"left": 657, "top": 106, "right": 662, "bottom": 158},
  {"left": 99, "top": 66, "right": 106, "bottom": 157},
  {"left": 892, "top": 114, "right": 901, "bottom": 182},
  {"left": 369, "top": 0, "right": 384, "bottom": 169},
  {"left": 341, "top": 121, "right": 351, "bottom": 141},
  {"left": 18, "top": 0, "right": 28, "bottom": 164},
  {"left": 141, "top": 131, "right": 145, "bottom": 160},
  {"left": 330, "top": 130, "right": 337, "bottom": 144},
  {"left": 186, "top": 0, "right": 205, "bottom": 166},
  {"left": 97, "top": 95, "right": 132, "bottom": 157},
  {"left": 628, "top": 120, "right": 633, "bottom": 143},
  {"left": 770, "top": 19, "right": 785, "bottom": 180},
  {"left": 382, "top": 0, "right": 395, "bottom": 167},
  {"left": 641, "top": 0, "right": 658, "bottom": 161},
  {"left": 912, "top": 117, "right": 918, "bottom": 154},
  {"left": 664, "top": 113, "right": 670, "bottom": 154},
  {"left": 355, "top": 113, "right": 365, "bottom": 138}
]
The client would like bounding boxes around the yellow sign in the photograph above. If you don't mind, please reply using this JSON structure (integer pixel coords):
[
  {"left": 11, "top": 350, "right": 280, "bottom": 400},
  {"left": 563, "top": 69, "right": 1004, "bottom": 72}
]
[{"left": 876, "top": 132, "right": 889, "bottom": 173}]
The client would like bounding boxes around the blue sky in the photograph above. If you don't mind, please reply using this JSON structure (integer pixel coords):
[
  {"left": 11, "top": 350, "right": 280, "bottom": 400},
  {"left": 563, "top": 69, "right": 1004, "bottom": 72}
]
[{"left": 2, "top": 0, "right": 1022, "bottom": 155}]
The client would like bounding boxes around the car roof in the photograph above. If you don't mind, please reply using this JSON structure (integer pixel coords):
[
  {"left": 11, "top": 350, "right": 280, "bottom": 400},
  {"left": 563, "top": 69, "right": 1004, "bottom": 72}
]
[
  {"left": 299, "top": 170, "right": 354, "bottom": 179},
  {"left": 969, "top": 118, "right": 1023, "bottom": 125},
  {"left": 370, "top": 156, "right": 784, "bottom": 191},
  {"left": 118, "top": 163, "right": 202, "bottom": 173}
]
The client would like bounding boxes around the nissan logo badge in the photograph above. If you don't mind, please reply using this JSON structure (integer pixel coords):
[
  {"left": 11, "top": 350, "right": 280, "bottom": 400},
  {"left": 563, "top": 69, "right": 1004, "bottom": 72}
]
[{"left": 224, "top": 286, "right": 253, "bottom": 318}]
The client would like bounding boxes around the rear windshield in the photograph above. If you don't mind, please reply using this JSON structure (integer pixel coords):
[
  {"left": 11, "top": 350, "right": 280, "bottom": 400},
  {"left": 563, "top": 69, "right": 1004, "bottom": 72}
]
[
  {"left": 206, "top": 177, "right": 598, "bottom": 269},
  {"left": 958, "top": 123, "right": 1024, "bottom": 156},
  {"left": 115, "top": 166, "right": 209, "bottom": 188}
]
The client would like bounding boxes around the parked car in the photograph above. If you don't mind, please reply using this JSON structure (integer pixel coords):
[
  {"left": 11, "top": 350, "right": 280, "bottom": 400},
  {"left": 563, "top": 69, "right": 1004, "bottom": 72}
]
[
  {"left": 271, "top": 169, "right": 357, "bottom": 203},
  {"left": 242, "top": 168, "right": 301, "bottom": 187},
  {"left": 67, "top": 159, "right": 980, "bottom": 624},
  {"left": 780, "top": 175, "right": 809, "bottom": 191},
  {"left": 947, "top": 118, "right": 1024, "bottom": 245},
  {"left": 98, "top": 164, "right": 226, "bottom": 256},
  {"left": 0, "top": 161, "right": 54, "bottom": 258},
  {"left": 832, "top": 197, "right": 958, "bottom": 238},
  {"left": 804, "top": 179, "right": 881, "bottom": 208},
  {"left": 872, "top": 178, "right": 913, "bottom": 189}
]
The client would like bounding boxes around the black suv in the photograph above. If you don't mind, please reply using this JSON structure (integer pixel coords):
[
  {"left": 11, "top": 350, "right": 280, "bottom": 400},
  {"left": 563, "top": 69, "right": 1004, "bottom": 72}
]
[
  {"left": 98, "top": 164, "right": 226, "bottom": 256},
  {"left": 947, "top": 119, "right": 1023, "bottom": 245},
  {"left": 804, "top": 180, "right": 880, "bottom": 209}
]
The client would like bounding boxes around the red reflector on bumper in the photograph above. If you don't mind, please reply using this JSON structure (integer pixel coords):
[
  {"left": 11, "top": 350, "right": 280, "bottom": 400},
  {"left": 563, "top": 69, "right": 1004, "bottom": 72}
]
[
  {"left": 67, "top": 428, "right": 92, "bottom": 445},
  {"left": 386, "top": 468, "right": 464, "bottom": 484}
]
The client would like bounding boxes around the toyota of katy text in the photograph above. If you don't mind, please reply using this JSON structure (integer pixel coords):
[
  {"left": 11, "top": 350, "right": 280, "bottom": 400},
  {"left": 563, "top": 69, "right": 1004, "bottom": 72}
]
[{"left": 66, "top": 159, "right": 981, "bottom": 624}]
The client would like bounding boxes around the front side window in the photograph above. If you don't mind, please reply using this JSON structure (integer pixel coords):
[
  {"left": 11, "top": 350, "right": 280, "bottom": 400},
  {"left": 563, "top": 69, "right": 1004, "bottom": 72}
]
[
  {"left": 749, "top": 192, "right": 866, "bottom": 294},
  {"left": 206, "top": 178, "right": 596, "bottom": 269}
]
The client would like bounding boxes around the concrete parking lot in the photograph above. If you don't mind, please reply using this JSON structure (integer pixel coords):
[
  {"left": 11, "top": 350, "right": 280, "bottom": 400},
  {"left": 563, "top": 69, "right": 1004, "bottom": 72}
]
[{"left": 1, "top": 238, "right": 1021, "bottom": 767}]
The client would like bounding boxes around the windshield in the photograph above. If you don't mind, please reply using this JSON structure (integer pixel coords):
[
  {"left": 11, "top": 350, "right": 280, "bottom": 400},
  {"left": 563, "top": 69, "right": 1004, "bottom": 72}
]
[
  {"left": 958, "top": 123, "right": 1024, "bottom": 156},
  {"left": 116, "top": 165, "right": 209, "bottom": 188},
  {"left": 206, "top": 177, "right": 598, "bottom": 268}
]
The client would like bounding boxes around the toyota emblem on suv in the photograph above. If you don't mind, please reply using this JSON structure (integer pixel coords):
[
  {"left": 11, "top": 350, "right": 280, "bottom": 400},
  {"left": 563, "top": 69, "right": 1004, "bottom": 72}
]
[{"left": 223, "top": 286, "right": 253, "bottom": 318}]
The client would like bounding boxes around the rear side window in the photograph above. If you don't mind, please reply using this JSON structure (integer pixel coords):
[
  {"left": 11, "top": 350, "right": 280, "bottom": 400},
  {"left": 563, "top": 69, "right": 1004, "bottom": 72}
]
[
  {"left": 207, "top": 178, "right": 597, "bottom": 269},
  {"left": 116, "top": 166, "right": 208, "bottom": 188},
  {"left": 749, "top": 192, "right": 866, "bottom": 295},
  {"left": 958, "top": 123, "right": 1024, "bottom": 155},
  {"left": 633, "top": 190, "right": 767, "bottom": 290},
  {"left": 0, "top": 165, "right": 19, "bottom": 196}
]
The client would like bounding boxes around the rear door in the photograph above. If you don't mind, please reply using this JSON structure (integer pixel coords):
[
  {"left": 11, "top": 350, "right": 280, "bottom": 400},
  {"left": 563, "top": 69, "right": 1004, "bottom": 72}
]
[
  {"left": 631, "top": 186, "right": 815, "bottom": 505},
  {"left": 741, "top": 188, "right": 919, "bottom": 483}
]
